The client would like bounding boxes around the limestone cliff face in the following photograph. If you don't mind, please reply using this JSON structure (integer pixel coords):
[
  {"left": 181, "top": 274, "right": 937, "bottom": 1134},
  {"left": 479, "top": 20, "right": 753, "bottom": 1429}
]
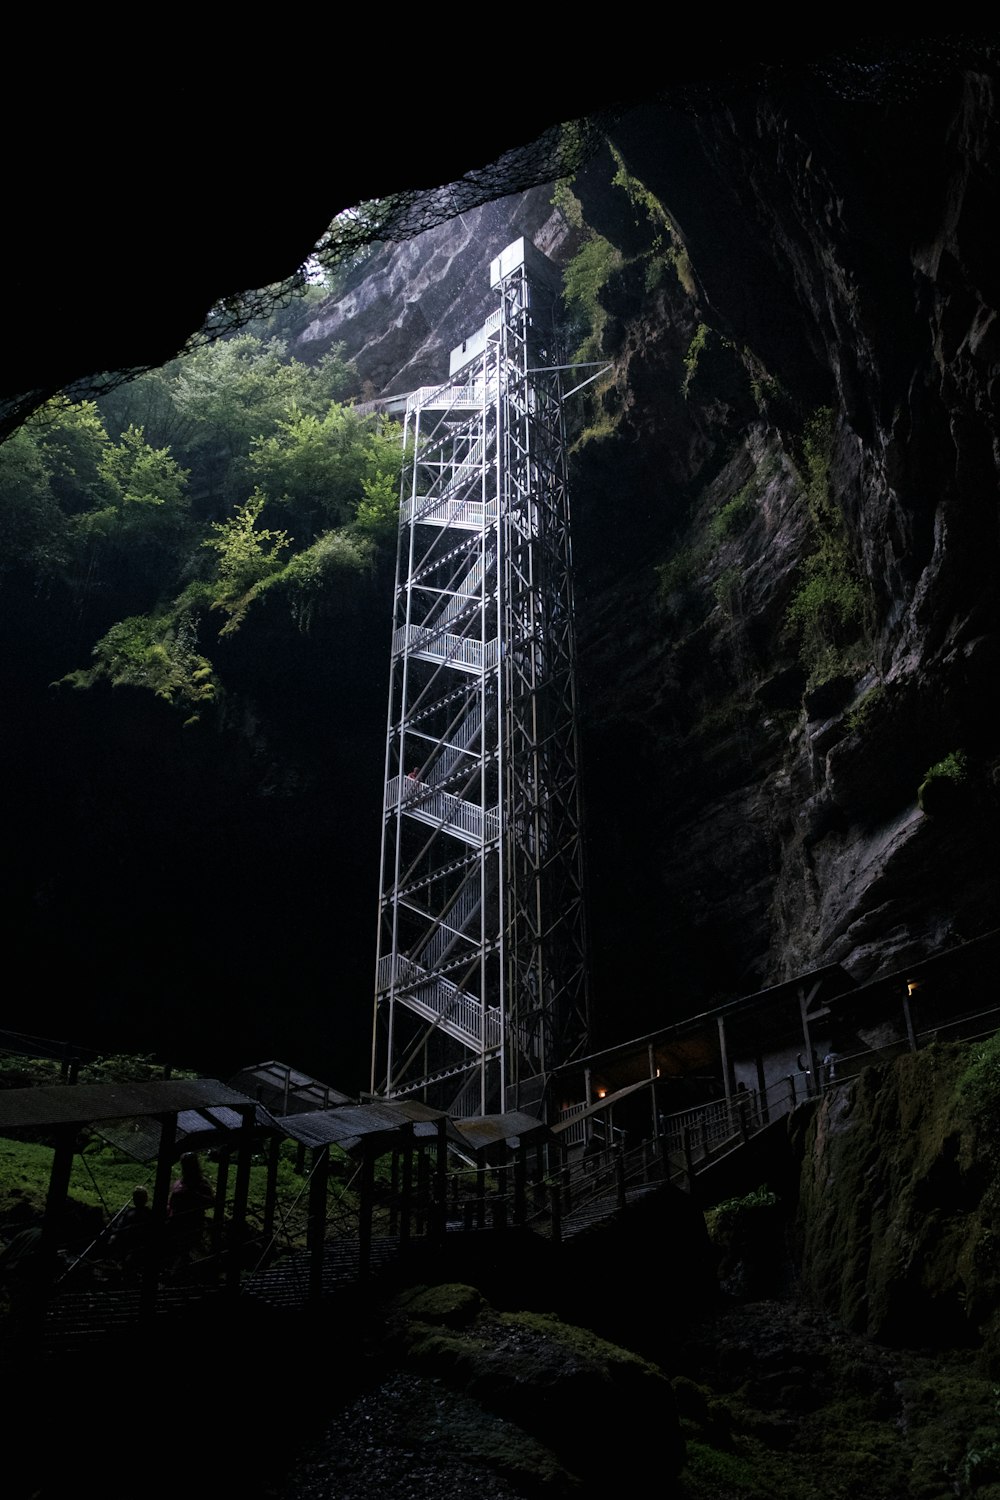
[
  {"left": 566, "top": 69, "right": 1000, "bottom": 1030},
  {"left": 291, "top": 187, "right": 575, "bottom": 394}
]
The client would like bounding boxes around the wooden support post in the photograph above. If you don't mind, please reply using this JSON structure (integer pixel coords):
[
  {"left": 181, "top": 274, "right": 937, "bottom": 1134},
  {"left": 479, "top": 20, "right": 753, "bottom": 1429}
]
[
  {"left": 657, "top": 1118, "right": 670, "bottom": 1180},
  {"left": 227, "top": 1104, "right": 255, "bottom": 1293},
  {"left": 40, "top": 1123, "right": 75, "bottom": 1263},
  {"left": 433, "top": 1118, "right": 448, "bottom": 1241},
  {"left": 615, "top": 1144, "right": 627, "bottom": 1213},
  {"left": 399, "top": 1137, "right": 413, "bottom": 1249},
  {"left": 263, "top": 1132, "right": 281, "bottom": 1248},
  {"left": 307, "top": 1144, "right": 329, "bottom": 1304},
  {"left": 549, "top": 1179, "right": 561, "bottom": 1245},
  {"left": 799, "top": 980, "right": 823, "bottom": 1096},
  {"left": 533, "top": 1142, "right": 546, "bottom": 1212},
  {"left": 718, "top": 1015, "right": 732, "bottom": 1124},
  {"left": 682, "top": 1126, "right": 696, "bottom": 1194},
  {"left": 358, "top": 1149, "right": 375, "bottom": 1283},
  {"left": 416, "top": 1146, "right": 430, "bottom": 1235},
  {"left": 513, "top": 1144, "right": 526, "bottom": 1225},
  {"left": 389, "top": 1150, "right": 399, "bottom": 1236},
  {"left": 144, "top": 1112, "right": 177, "bottom": 1315},
  {"left": 476, "top": 1157, "right": 486, "bottom": 1229},
  {"left": 212, "top": 1147, "right": 231, "bottom": 1255},
  {"left": 755, "top": 1055, "right": 770, "bottom": 1124}
]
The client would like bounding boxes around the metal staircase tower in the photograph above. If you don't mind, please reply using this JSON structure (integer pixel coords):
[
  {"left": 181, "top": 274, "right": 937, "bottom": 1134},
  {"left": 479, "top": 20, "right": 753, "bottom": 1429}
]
[{"left": 371, "top": 238, "right": 589, "bottom": 1118}]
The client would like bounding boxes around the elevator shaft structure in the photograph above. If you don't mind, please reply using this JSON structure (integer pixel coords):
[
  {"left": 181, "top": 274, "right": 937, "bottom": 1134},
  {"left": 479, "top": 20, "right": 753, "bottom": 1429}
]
[{"left": 372, "top": 239, "right": 588, "bottom": 1117}]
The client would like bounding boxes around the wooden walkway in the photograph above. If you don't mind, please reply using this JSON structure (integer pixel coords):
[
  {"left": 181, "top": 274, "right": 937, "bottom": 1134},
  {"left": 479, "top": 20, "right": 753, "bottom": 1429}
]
[{"left": 2, "top": 1165, "right": 685, "bottom": 1366}]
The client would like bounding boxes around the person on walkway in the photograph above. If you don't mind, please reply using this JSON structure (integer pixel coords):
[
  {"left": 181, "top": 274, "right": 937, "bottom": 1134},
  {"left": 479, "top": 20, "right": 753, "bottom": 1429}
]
[
  {"left": 166, "top": 1153, "right": 214, "bottom": 1262},
  {"left": 109, "top": 1186, "right": 155, "bottom": 1271}
]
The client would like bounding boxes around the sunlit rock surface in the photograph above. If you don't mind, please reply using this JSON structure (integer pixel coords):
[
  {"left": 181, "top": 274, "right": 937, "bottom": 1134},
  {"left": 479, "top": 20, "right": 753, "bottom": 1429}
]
[{"left": 293, "top": 187, "right": 574, "bottom": 395}]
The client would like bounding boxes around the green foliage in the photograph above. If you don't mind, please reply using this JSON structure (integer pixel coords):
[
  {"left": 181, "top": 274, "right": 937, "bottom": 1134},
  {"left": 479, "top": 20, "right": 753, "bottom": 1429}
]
[
  {"left": 712, "top": 564, "right": 743, "bottom": 616},
  {"left": 0, "top": 1132, "right": 354, "bottom": 1257},
  {"left": 917, "top": 749, "right": 970, "bottom": 813},
  {"left": 682, "top": 323, "right": 711, "bottom": 397},
  {"left": 79, "top": 1053, "right": 188, "bottom": 1084},
  {"left": 784, "top": 409, "right": 870, "bottom": 683},
  {"left": 656, "top": 549, "right": 701, "bottom": 606},
  {"left": 96, "top": 423, "right": 189, "bottom": 513},
  {"left": 68, "top": 425, "right": 193, "bottom": 601},
  {"left": 0, "top": 425, "right": 69, "bottom": 576},
  {"left": 924, "top": 749, "right": 969, "bottom": 785},
  {"left": 202, "top": 492, "right": 290, "bottom": 632},
  {"left": 171, "top": 334, "right": 304, "bottom": 455},
  {"left": 35, "top": 317, "right": 392, "bottom": 720},
  {"left": 961, "top": 1388, "right": 1000, "bottom": 1495},
  {"left": 561, "top": 233, "right": 623, "bottom": 365},
  {"left": 681, "top": 1440, "right": 779, "bottom": 1498},
  {"left": 29, "top": 396, "right": 111, "bottom": 511},
  {"left": 784, "top": 558, "right": 867, "bottom": 648},
  {"left": 248, "top": 402, "right": 401, "bottom": 538},
  {"left": 353, "top": 467, "right": 400, "bottom": 543},
  {"left": 706, "top": 1184, "right": 779, "bottom": 1236},
  {"left": 707, "top": 482, "right": 755, "bottom": 544},
  {"left": 958, "top": 1033, "right": 1000, "bottom": 1133},
  {"left": 262, "top": 529, "right": 376, "bottom": 632},
  {"left": 846, "top": 682, "right": 884, "bottom": 733},
  {"left": 62, "top": 610, "right": 218, "bottom": 716},
  {"left": 573, "top": 410, "right": 619, "bottom": 449},
  {"left": 551, "top": 178, "right": 584, "bottom": 231},
  {"left": 609, "top": 144, "right": 697, "bottom": 296},
  {"left": 0, "top": 1050, "right": 187, "bottom": 1088}
]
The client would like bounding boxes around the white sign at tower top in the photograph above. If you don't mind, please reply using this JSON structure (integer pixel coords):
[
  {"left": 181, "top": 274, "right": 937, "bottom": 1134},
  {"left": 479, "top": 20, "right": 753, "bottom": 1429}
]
[{"left": 489, "top": 237, "right": 529, "bottom": 287}]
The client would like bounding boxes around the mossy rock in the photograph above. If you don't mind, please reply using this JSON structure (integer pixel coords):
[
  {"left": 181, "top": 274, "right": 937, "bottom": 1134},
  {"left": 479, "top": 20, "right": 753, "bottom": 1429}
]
[
  {"left": 389, "top": 1282, "right": 685, "bottom": 1484},
  {"left": 391, "top": 1282, "right": 486, "bottom": 1328}
]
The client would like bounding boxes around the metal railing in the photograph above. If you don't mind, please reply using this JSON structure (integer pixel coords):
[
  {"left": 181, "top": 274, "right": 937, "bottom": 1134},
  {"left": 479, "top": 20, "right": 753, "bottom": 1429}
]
[
  {"left": 401, "top": 495, "right": 498, "bottom": 530},
  {"left": 393, "top": 628, "right": 499, "bottom": 676},
  {"left": 375, "top": 953, "right": 502, "bottom": 1052},
  {"left": 387, "top": 774, "right": 500, "bottom": 845}
]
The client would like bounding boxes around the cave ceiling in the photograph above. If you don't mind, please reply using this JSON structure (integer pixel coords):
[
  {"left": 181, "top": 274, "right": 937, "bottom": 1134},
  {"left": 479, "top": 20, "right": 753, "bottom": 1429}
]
[{"left": 2, "top": 33, "right": 982, "bottom": 431}]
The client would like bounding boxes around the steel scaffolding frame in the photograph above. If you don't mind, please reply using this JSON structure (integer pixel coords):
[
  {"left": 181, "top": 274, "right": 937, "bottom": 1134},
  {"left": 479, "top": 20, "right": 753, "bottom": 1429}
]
[{"left": 371, "top": 239, "right": 588, "bottom": 1117}]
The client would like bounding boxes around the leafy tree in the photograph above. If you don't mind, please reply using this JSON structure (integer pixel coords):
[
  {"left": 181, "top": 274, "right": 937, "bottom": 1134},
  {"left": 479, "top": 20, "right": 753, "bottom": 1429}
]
[
  {"left": 0, "top": 425, "right": 69, "bottom": 577},
  {"left": 96, "top": 424, "right": 188, "bottom": 513},
  {"left": 98, "top": 361, "right": 198, "bottom": 456},
  {"left": 68, "top": 424, "right": 192, "bottom": 602},
  {"left": 29, "top": 396, "right": 111, "bottom": 513},
  {"left": 170, "top": 334, "right": 315, "bottom": 502},
  {"left": 248, "top": 402, "right": 401, "bottom": 540},
  {"left": 353, "top": 465, "right": 400, "bottom": 544},
  {"left": 266, "top": 529, "right": 376, "bottom": 632},
  {"left": 202, "top": 492, "right": 291, "bottom": 632}
]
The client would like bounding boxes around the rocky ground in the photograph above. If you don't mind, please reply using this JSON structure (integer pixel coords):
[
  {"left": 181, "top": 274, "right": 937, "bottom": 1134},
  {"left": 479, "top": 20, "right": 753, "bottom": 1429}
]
[{"left": 276, "top": 1289, "right": 1000, "bottom": 1500}]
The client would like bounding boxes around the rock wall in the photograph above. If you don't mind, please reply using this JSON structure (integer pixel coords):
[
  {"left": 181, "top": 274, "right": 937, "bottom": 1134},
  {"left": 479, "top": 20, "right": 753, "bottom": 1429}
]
[
  {"left": 564, "top": 67, "right": 1000, "bottom": 1034},
  {"left": 794, "top": 1043, "right": 1000, "bottom": 1365},
  {"left": 290, "top": 186, "right": 576, "bottom": 394}
]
